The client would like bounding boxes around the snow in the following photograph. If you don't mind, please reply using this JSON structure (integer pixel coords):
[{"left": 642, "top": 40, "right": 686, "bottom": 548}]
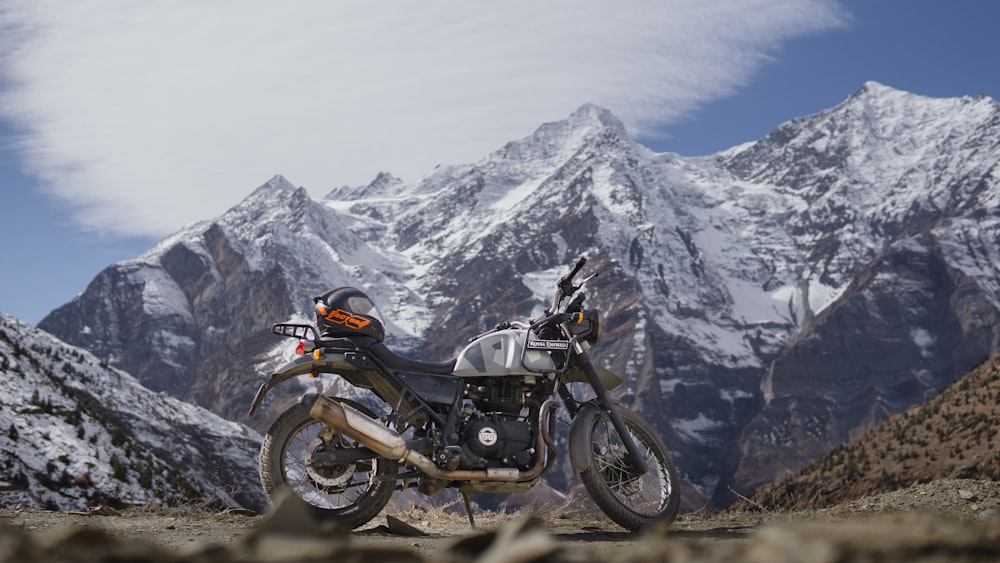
[
  {"left": 911, "top": 328, "right": 935, "bottom": 358},
  {"left": 139, "top": 266, "right": 195, "bottom": 322},
  {"left": 808, "top": 278, "right": 850, "bottom": 316},
  {"left": 671, "top": 413, "right": 726, "bottom": 445},
  {"left": 490, "top": 175, "right": 547, "bottom": 211},
  {"left": 0, "top": 313, "right": 263, "bottom": 511},
  {"left": 521, "top": 266, "right": 565, "bottom": 308}
]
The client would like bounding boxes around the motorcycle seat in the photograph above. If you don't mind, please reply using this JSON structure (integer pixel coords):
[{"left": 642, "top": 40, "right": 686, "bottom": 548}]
[
  {"left": 368, "top": 342, "right": 456, "bottom": 375},
  {"left": 316, "top": 337, "right": 357, "bottom": 350}
]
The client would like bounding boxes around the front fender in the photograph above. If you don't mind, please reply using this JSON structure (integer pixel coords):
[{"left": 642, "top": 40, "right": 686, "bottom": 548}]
[
  {"left": 567, "top": 401, "right": 602, "bottom": 475},
  {"left": 561, "top": 365, "right": 623, "bottom": 389}
]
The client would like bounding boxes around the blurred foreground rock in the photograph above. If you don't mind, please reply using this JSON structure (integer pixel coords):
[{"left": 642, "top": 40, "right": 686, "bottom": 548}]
[
  {"left": 652, "top": 512, "right": 1000, "bottom": 563},
  {"left": 2, "top": 492, "right": 1000, "bottom": 562}
]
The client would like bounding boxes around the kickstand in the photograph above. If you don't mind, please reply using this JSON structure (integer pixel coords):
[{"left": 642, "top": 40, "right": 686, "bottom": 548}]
[{"left": 461, "top": 491, "right": 477, "bottom": 529}]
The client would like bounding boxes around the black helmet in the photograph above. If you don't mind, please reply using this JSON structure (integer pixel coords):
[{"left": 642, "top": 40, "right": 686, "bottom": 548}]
[{"left": 313, "top": 287, "right": 385, "bottom": 341}]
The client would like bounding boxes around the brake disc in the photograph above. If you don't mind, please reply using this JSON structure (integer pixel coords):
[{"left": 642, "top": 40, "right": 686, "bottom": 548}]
[{"left": 304, "top": 437, "right": 355, "bottom": 488}]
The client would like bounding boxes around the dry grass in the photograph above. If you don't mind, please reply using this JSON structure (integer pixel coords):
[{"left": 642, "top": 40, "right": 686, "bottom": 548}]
[{"left": 738, "top": 354, "right": 1000, "bottom": 512}]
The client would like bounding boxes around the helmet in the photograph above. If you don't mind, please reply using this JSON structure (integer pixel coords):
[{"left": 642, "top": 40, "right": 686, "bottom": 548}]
[{"left": 313, "top": 287, "right": 385, "bottom": 341}]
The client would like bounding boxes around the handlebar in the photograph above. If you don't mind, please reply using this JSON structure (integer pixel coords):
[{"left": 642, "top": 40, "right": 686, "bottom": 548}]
[
  {"left": 562, "top": 257, "right": 587, "bottom": 286},
  {"left": 551, "top": 257, "right": 597, "bottom": 313},
  {"left": 530, "top": 311, "right": 583, "bottom": 333}
]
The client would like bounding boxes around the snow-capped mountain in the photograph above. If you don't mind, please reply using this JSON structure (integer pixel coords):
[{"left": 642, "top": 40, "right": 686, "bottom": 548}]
[
  {"left": 0, "top": 313, "right": 266, "bottom": 511},
  {"left": 724, "top": 82, "right": 1000, "bottom": 494},
  {"left": 38, "top": 82, "right": 1000, "bottom": 508}
]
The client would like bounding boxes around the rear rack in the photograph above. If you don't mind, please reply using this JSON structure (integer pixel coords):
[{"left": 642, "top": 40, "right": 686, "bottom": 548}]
[{"left": 271, "top": 323, "right": 317, "bottom": 340}]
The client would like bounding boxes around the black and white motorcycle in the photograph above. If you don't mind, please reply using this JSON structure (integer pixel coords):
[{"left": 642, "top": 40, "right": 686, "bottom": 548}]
[{"left": 248, "top": 258, "right": 680, "bottom": 530}]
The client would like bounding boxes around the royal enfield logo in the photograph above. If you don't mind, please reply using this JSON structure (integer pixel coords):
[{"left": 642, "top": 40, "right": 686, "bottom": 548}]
[
  {"left": 477, "top": 427, "right": 498, "bottom": 447},
  {"left": 526, "top": 339, "right": 570, "bottom": 351}
]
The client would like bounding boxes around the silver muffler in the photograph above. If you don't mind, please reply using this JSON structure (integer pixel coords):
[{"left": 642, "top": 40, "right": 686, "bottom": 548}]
[{"left": 309, "top": 395, "right": 549, "bottom": 482}]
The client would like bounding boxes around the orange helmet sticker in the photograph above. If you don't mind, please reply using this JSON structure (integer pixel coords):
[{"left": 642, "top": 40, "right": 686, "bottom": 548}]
[{"left": 323, "top": 308, "right": 372, "bottom": 330}]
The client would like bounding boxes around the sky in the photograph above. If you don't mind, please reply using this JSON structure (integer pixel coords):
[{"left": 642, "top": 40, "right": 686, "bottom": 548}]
[{"left": 1, "top": 0, "right": 999, "bottom": 326}]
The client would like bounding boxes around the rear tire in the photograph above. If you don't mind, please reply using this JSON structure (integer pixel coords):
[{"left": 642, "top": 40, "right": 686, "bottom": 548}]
[
  {"left": 574, "top": 405, "right": 681, "bottom": 531},
  {"left": 259, "top": 398, "right": 396, "bottom": 529}
]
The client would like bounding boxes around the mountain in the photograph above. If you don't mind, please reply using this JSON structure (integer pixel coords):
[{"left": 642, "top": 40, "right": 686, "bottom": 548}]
[
  {"left": 740, "top": 352, "right": 1000, "bottom": 511},
  {"left": 0, "top": 313, "right": 266, "bottom": 512},
  {"left": 726, "top": 82, "right": 1000, "bottom": 494},
  {"left": 37, "top": 83, "right": 1000, "bottom": 509}
]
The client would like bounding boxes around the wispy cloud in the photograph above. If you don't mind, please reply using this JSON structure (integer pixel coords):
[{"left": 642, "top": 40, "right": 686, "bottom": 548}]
[{"left": 0, "top": 0, "right": 847, "bottom": 238}]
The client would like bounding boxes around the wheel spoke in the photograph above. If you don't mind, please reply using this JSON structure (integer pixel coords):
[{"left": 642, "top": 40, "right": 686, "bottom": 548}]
[
  {"left": 281, "top": 420, "right": 378, "bottom": 510},
  {"left": 592, "top": 417, "right": 673, "bottom": 517}
]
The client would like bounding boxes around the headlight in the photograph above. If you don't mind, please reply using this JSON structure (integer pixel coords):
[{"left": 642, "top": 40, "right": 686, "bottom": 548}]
[
  {"left": 587, "top": 310, "right": 602, "bottom": 345},
  {"left": 569, "top": 310, "right": 602, "bottom": 345}
]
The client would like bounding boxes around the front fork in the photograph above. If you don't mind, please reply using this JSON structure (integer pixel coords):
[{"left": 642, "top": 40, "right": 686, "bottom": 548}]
[{"left": 567, "top": 338, "right": 648, "bottom": 476}]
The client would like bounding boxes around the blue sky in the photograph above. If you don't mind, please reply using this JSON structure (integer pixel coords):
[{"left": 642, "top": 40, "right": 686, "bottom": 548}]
[{"left": 2, "top": 1, "right": 999, "bottom": 325}]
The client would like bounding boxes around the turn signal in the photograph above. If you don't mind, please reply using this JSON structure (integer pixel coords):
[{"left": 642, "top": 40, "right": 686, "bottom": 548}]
[{"left": 313, "top": 348, "right": 322, "bottom": 360}]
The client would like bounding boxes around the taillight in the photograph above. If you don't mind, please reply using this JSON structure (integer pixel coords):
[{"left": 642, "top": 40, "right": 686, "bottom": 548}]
[{"left": 295, "top": 340, "right": 305, "bottom": 355}]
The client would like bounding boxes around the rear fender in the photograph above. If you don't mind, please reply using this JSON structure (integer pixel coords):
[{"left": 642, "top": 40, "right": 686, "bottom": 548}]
[
  {"left": 247, "top": 351, "right": 372, "bottom": 418},
  {"left": 247, "top": 355, "right": 318, "bottom": 418}
]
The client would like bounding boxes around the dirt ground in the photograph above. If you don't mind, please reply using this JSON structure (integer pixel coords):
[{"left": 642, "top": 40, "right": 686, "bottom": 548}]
[{"left": 2, "top": 479, "right": 1000, "bottom": 562}]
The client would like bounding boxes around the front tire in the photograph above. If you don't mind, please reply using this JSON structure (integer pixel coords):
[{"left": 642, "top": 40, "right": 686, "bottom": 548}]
[
  {"left": 574, "top": 405, "right": 681, "bottom": 531},
  {"left": 259, "top": 398, "right": 397, "bottom": 529}
]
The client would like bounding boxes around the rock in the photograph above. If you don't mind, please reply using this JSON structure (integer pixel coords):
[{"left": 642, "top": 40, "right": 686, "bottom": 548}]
[
  {"left": 40, "top": 527, "right": 176, "bottom": 563},
  {"left": 958, "top": 490, "right": 975, "bottom": 501},
  {"left": 0, "top": 522, "right": 40, "bottom": 563},
  {"left": 386, "top": 516, "right": 429, "bottom": 537},
  {"left": 447, "top": 515, "right": 562, "bottom": 563}
]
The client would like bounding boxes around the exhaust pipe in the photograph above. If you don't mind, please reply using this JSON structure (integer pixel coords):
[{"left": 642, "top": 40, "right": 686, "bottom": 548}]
[
  {"left": 309, "top": 395, "right": 548, "bottom": 482},
  {"left": 309, "top": 395, "right": 410, "bottom": 460}
]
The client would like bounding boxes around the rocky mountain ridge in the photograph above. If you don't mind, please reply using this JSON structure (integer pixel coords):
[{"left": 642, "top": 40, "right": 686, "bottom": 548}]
[
  {"left": 0, "top": 313, "right": 266, "bottom": 512},
  {"left": 729, "top": 82, "right": 1000, "bottom": 494},
  {"left": 36, "top": 82, "right": 1000, "bottom": 509}
]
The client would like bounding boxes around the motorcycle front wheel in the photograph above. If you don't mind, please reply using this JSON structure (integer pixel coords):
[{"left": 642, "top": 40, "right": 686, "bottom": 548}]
[
  {"left": 574, "top": 405, "right": 681, "bottom": 531},
  {"left": 259, "top": 398, "right": 397, "bottom": 529}
]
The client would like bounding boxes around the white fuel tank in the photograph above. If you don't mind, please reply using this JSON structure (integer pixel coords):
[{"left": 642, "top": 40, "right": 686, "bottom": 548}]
[{"left": 453, "top": 329, "right": 556, "bottom": 376}]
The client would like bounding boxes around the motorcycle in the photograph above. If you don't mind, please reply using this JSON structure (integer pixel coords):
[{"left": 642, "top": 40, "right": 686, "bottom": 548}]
[{"left": 247, "top": 258, "right": 681, "bottom": 531}]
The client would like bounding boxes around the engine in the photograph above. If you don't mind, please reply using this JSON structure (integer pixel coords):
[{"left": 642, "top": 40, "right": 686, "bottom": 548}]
[
  {"left": 462, "top": 413, "right": 534, "bottom": 467},
  {"left": 456, "top": 377, "right": 539, "bottom": 469}
]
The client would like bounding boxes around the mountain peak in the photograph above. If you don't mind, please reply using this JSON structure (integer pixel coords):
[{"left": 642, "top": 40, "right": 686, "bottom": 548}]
[
  {"left": 567, "top": 103, "right": 628, "bottom": 134},
  {"left": 558, "top": 104, "right": 634, "bottom": 147},
  {"left": 250, "top": 174, "right": 298, "bottom": 196},
  {"left": 359, "top": 171, "right": 406, "bottom": 197},
  {"left": 845, "top": 80, "right": 936, "bottom": 108},
  {"left": 237, "top": 175, "right": 310, "bottom": 209},
  {"left": 323, "top": 171, "right": 405, "bottom": 202},
  {"left": 845, "top": 80, "right": 997, "bottom": 113},
  {"left": 494, "top": 104, "right": 631, "bottom": 164},
  {"left": 855, "top": 80, "right": 898, "bottom": 96}
]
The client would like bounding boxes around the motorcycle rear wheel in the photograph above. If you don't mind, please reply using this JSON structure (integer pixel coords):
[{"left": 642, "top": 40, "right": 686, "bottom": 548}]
[
  {"left": 575, "top": 405, "right": 680, "bottom": 531},
  {"left": 259, "top": 398, "right": 397, "bottom": 529}
]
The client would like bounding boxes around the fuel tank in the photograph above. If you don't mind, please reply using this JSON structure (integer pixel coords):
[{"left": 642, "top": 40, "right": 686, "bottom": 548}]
[{"left": 453, "top": 329, "right": 556, "bottom": 376}]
